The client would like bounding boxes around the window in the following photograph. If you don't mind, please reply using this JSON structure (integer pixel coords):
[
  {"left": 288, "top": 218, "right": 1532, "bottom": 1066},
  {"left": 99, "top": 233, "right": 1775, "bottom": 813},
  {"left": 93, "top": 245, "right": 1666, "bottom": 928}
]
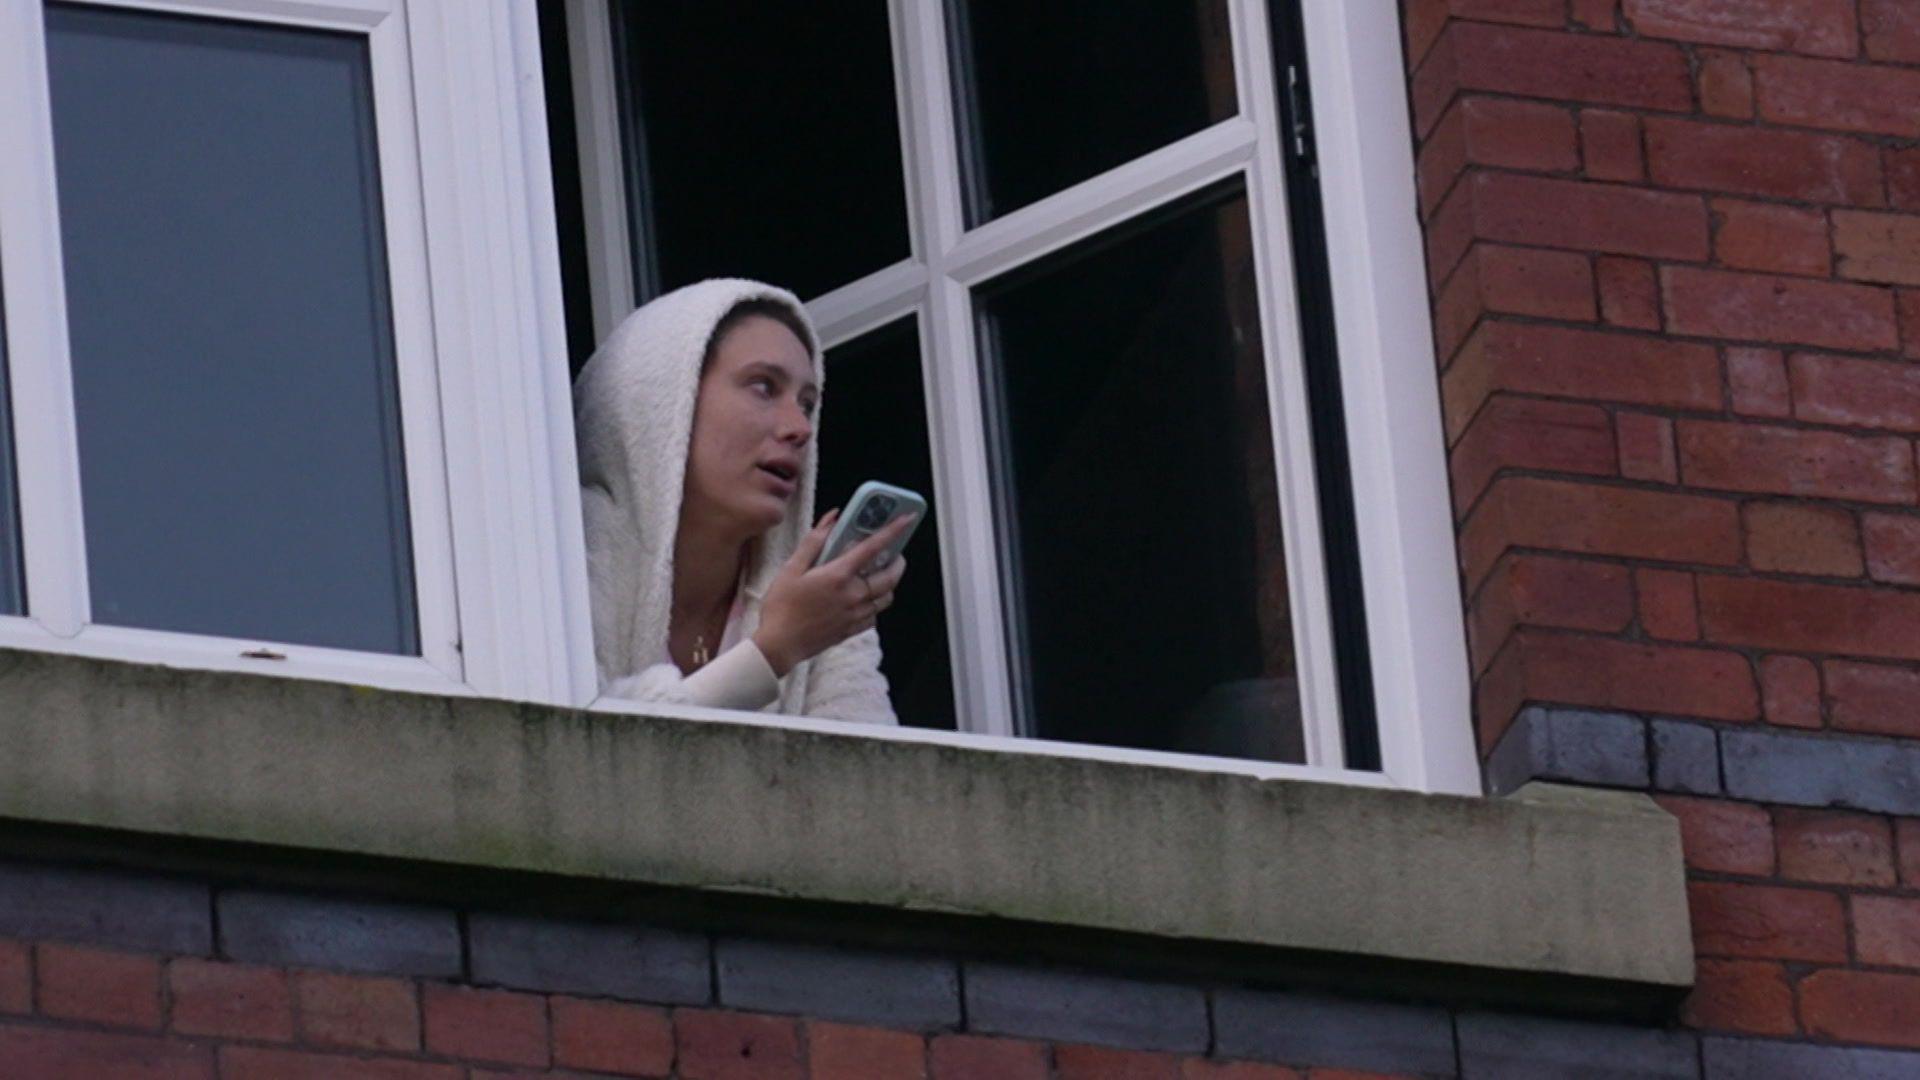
[
  {"left": 0, "top": 0, "right": 592, "bottom": 702},
  {"left": 559, "top": 0, "right": 1475, "bottom": 789}
]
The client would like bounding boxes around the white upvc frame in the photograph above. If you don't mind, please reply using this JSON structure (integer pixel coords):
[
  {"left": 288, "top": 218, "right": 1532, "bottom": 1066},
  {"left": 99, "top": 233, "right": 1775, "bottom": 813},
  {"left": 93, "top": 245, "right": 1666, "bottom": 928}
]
[
  {"left": 0, "top": 0, "right": 597, "bottom": 704},
  {"left": 563, "top": 0, "right": 1478, "bottom": 793}
]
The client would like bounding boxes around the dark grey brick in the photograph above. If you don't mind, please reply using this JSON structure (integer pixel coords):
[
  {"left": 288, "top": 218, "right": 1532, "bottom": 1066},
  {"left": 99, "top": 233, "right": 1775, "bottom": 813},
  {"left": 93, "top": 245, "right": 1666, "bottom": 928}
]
[
  {"left": 1458, "top": 1012, "right": 1697, "bottom": 1079},
  {"left": 1650, "top": 720, "right": 1720, "bottom": 795},
  {"left": 1214, "top": 988, "right": 1456, "bottom": 1077},
  {"left": 963, "top": 963, "right": 1207, "bottom": 1053},
  {"left": 218, "top": 890, "right": 459, "bottom": 977},
  {"left": 716, "top": 938, "right": 958, "bottom": 1030},
  {"left": 1704, "top": 1035, "right": 1920, "bottom": 1079},
  {"left": 0, "top": 863, "right": 209, "bottom": 955},
  {"left": 473, "top": 914, "right": 708, "bottom": 1005},
  {"left": 1722, "top": 728, "right": 1920, "bottom": 816},
  {"left": 1487, "top": 707, "right": 1649, "bottom": 795}
]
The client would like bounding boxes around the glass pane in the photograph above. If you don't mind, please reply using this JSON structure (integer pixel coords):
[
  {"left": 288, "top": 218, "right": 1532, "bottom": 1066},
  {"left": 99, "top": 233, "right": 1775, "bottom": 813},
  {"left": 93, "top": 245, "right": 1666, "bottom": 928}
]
[
  {"left": 976, "top": 183, "right": 1302, "bottom": 762},
  {"left": 0, "top": 288, "right": 22, "bottom": 615},
  {"left": 610, "top": 1, "right": 910, "bottom": 303},
  {"left": 949, "top": 0, "right": 1237, "bottom": 224},
  {"left": 46, "top": 4, "right": 418, "bottom": 654},
  {"left": 818, "top": 320, "right": 956, "bottom": 731}
]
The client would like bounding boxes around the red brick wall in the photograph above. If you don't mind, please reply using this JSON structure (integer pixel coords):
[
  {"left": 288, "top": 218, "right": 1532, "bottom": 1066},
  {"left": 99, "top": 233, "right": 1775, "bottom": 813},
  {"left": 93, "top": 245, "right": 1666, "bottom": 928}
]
[
  {"left": 1407, "top": 0, "right": 1920, "bottom": 1057},
  {"left": 0, "top": 935, "right": 1416, "bottom": 1079}
]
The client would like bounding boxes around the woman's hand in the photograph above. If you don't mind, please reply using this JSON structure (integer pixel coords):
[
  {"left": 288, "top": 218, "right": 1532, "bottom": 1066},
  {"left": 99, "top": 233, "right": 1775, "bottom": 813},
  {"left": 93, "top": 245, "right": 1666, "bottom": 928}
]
[{"left": 752, "top": 509, "right": 914, "bottom": 677}]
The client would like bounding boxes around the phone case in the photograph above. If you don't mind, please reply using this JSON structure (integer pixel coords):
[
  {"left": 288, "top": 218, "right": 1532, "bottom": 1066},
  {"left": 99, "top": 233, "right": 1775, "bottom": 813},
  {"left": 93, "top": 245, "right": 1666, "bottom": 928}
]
[{"left": 816, "top": 480, "right": 928, "bottom": 570}]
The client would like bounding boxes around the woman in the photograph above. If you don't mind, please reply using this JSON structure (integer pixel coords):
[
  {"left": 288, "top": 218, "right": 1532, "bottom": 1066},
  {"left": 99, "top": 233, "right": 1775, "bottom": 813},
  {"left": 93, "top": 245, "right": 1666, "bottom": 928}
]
[{"left": 576, "top": 278, "right": 910, "bottom": 723}]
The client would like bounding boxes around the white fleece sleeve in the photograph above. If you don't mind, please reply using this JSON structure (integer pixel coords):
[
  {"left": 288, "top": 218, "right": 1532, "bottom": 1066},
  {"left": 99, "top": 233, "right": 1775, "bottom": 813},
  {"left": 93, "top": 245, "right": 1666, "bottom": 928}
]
[
  {"left": 601, "top": 641, "right": 781, "bottom": 712},
  {"left": 801, "top": 629, "right": 898, "bottom": 725}
]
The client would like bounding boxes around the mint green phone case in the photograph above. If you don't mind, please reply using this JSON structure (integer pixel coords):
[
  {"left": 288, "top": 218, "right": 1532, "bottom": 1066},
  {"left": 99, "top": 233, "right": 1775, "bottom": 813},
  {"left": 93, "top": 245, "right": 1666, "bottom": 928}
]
[{"left": 816, "top": 480, "right": 927, "bottom": 570}]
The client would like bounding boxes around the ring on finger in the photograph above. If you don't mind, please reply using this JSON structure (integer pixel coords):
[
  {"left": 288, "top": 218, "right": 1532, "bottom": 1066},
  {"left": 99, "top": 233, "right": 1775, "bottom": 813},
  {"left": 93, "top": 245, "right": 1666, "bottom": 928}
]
[{"left": 858, "top": 573, "right": 874, "bottom": 601}]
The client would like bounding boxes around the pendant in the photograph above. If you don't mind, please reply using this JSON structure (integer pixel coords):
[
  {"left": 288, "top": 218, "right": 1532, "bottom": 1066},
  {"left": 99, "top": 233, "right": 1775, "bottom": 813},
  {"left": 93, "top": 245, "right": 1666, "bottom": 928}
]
[{"left": 692, "top": 634, "right": 711, "bottom": 669}]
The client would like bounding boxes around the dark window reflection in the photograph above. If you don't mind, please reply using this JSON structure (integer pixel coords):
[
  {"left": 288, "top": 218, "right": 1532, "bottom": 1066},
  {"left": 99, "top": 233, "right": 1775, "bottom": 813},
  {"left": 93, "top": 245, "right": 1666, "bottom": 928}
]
[
  {"left": 0, "top": 287, "right": 22, "bottom": 615},
  {"left": 949, "top": 0, "right": 1236, "bottom": 224},
  {"left": 976, "top": 183, "right": 1302, "bottom": 762},
  {"left": 46, "top": 4, "right": 418, "bottom": 653},
  {"left": 818, "top": 319, "right": 956, "bottom": 730},
  {"left": 610, "top": 1, "right": 910, "bottom": 302}
]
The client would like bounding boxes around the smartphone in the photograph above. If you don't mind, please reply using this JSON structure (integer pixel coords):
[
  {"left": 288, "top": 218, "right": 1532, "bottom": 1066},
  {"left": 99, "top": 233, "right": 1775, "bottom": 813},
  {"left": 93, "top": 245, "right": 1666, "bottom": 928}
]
[{"left": 816, "top": 481, "right": 927, "bottom": 571}]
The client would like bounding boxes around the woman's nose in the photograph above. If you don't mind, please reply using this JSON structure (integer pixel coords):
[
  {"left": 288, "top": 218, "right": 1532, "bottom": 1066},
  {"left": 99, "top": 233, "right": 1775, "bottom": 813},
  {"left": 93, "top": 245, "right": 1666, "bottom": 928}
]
[{"left": 777, "top": 402, "right": 812, "bottom": 446}]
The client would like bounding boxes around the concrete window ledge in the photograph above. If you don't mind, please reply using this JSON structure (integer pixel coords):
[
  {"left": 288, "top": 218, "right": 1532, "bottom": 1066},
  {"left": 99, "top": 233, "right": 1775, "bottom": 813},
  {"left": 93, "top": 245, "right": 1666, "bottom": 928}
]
[{"left": 0, "top": 649, "right": 1690, "bottom": 1008}]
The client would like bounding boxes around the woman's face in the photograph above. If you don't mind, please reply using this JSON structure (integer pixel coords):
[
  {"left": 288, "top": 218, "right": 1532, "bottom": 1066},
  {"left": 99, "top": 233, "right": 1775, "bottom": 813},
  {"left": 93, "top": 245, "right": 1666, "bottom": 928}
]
[{"left": 684, "top": 314, "right": 819, "bottom": 537}]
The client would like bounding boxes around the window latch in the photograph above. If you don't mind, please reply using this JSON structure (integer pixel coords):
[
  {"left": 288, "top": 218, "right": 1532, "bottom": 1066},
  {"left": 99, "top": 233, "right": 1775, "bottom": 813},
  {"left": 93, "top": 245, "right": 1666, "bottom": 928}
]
[{"left": 1285, "top": 63, "right": 1314, "bottom": 166}]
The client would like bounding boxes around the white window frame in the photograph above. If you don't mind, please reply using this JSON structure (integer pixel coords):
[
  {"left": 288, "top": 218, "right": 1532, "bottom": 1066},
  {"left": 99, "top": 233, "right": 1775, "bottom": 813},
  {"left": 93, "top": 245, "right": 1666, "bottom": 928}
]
[
  {"left": 0, "top": 0, "right": 596, "bottom": 704},
  {"left": 561, "top": 0, "right": 1477, "bottom": 794}
]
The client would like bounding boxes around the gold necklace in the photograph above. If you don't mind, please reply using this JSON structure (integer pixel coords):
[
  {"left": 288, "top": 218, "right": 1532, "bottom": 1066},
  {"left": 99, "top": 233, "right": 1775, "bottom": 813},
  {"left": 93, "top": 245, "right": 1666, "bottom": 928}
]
[{"left": 691, "top": 633, "right": 711, "bottom": 669}]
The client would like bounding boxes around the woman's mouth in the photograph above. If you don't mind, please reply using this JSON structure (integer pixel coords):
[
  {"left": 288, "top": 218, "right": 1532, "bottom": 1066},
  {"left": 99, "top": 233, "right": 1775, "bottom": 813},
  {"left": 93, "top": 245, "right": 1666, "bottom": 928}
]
[{"left": 756, "top": 461, "right": 798, "bottom": 497}]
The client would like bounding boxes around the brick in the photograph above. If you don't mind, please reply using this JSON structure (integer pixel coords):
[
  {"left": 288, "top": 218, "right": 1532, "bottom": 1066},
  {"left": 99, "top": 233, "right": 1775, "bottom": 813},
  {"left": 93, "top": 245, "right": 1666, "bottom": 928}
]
[
  {"left": 676, "top": 1009, "right": 804, "bottom": 1080},
  {"left": 1864, "top": 512, "right": 1920, "bottom": 585},
  {"left": 1616, "top": 413, "right": 1676, "bottom": 483},
  {"left": 1678, "top": 421, "right": 1915, "bottom": 503},
  {"left": 292, "top": 971, "right": 418, "bottom": 1052},
  {"left": 549, "top": 998, "right": 674, "bottom": 1077},
  {"left": 1893, "top": 149, "right": 1920, "bottom": 212},
  {"left": 1663, "top": 267, "right": 1900, "bottom": 352},
  {"left": 1458, "top": 477, "right": 1741, "bottom": 591},
  {"left": 1451, "top": 0, "right": 1566, "bottom": 27},
  {"left": 1651, "top": 719, "right": 1721, "bottom": 794},
  {"left": 1449, "top": 397, "right": 1616, "bottom": 517},
  {"left": 1865, "top": 0, "right": 1920, "bottom": 63},
  {"left": 807, "top": 1023, "right": 926, "bottom": 1080},
  {"left": 1903, "top": 289, "right": 1920, "bottom": 359},
  {"left": 963, "top": 964, "right": 1208, "bottom": 1053},
  {"left": 1213, "top": 989, "right": 1455, "bottom": 1076},
  {"left": 1475, "top": 632, "right": 1531, "bottom": 752},
  {"left": 1743, "top": 502, "right": 1862, "bottom": 576},
  {"left": 1485, "top": 705, "right": 1650, "bottom": 791},
  {"left": 1636, "top": 567, "right": 1697, "bottom": 640},
  {"left": 1455, "top": 1012, "right": 1696, "bottom": 1079},
  {"left": 1683, "top": 959, "right": 1797, "bottom": 1037},
  {"left": 1703, "top": 1037, "right": 1920, "bottom": 1079},
  {"left": 1728, "top": 348, "right": 1790, "bottom": 419},
  {"left": 1706, "top": 578, "right": 1920, "bottom": 661},
  {"left": 218, "top": 891, "right": 459, "bottom": 978},
  {"left": 1799, "top": 969, "right": 1920, "bottom": 1049},
  {"left": 0, "top": 864, "right": 209, "bottom": 956},
  {"left": 1792, "top": 353, "right": 1920, "bottom": 433},
  {"left": 1689, "top": 881, "right": 1847, "bottom": 962},
  {"left": 1826, "top": 659, "right": 1920, "bottom": 738},
  {"left": 218, "top": 1046, "right": 458, "bottom": 1080},
  {"left": 0, "top": 1024, "right": 213, "bottom": 1080},
  {"left": 1447, "top": 22, "right": 1694, "bottom": 112},
  {"left": 1777, "top": 808, "right": 1896, "bottom": 885},
  {"left": 1506, "top": 553, "right": 1635, "bottom": 631},
  {"left": 1855, "top": 896, "right": 1920, "bottom": 969},
  {"left": 1696, "top": 49, "right": 1753, "bottom": 119},
  {"left": 1570, "top": 0, "right": 1618, "bottom": 31},
  {"left": 928, "top": 1034, "right": 1049, "bottom": 1080},
  {"left": 1713, "top": 200, "right": 1830, "bottom": 278},
  {"left": 1653, "top": 795, "right": 1774, "bottom": 875},
  {"left": 1411, "top": 28, "right": 1464, "bottom": 140},
  {"left": 1647, "top": 117, "right": 1884, "bottom": 207},
  {"left": 467, "top": 913, "right": 708, "bottom": 1005},
  {"left": 1758, "top": 655, "right": 1823, "bottom": 730},
  {"left": 167, "top": 959, "right": 292, "bottom": 1042},
  {"left": 1902, "top": 819, "right": 1920, "bottom": 886},
  {"left": 1835, "top": 210, "right": 1920, "bottom": 287},
  {"left": 1055, "top": 1045, "right": 1181, "bottom": 1080},
  {"left": 0, "top": 941, "right": 25, "bottom": 1016},
  {"left": 37, "top": 943, "right": 161, "bottom": 1031},
  {"left": 715, "top": 939, "right": 958, "bottom": 1031},
  {"left": 1623, "top": 0, "right": 1858, "bottom": 56},
  {"left": 1756, "top": 55, "right": 1920, "bottom": 140},
  {"left": 1580, "top": 110, "right": 1643, "bottom": 182},
  {"left": 423, "top": 984, "right": 548, "bottom": 1067},
  {"left": 1404, "top": 0, "right": 1448, "bottom": 67},
  {"left": 1477, "top": 245, "right": 1598, "bottom": 321},
  {"left": 1469, "top": 171, "right": 1709, "bottom": 260},
  {"left": 1462, "top": 97, "right": 1581, "bottom": 173},
  {"left": 1597, "top": 256, "right": 1660, "bottom": 329},
  {"left": 1417, "top": 105, "right": 1470, "bottom": 219},
  {"left": 1180, "top": 1063, "right": 1302, "bottom": 1080},
  {"left": 1443, "top": 321, "right": 1720, "bottom": 443},
  {"left": 1721, "top": 727, "right": 1920, "bottom": 815},
  {"left": 1427, "top": 175, "right": 1479, "bottom": 284}
]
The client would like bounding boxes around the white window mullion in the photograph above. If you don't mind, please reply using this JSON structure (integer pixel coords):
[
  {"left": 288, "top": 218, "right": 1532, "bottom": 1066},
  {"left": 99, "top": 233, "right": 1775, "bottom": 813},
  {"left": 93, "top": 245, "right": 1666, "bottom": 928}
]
[
  {"left": 0, "top": 0, "right": 91, "bottom": 640},
  {"left": 562, "top": 0, "right": 633, "bottom": 343},
  {"left": 894, "top": 0, "right": 1017, "bottom": 737}
]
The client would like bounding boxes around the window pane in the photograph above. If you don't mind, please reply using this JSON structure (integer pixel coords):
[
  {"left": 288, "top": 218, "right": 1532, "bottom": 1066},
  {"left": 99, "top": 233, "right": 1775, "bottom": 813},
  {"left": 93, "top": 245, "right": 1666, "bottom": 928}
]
[
  {"left": 949, "top": 0, "right": 1236, "bottom": 224},
  {"left": 0, "top": 289, "right": 22, "bottom": 615},
  {"left": 46, "top": 4, "right": 418, "bottom": 654},
  {"left": 610, "top": 1, "right": 910, "bottom": 302},
  {"left": 976, "top": 183, "right": 1302, "bottom": 762},
  {"left": 818, "top": 320, "right": 956, "bottom": 731}
]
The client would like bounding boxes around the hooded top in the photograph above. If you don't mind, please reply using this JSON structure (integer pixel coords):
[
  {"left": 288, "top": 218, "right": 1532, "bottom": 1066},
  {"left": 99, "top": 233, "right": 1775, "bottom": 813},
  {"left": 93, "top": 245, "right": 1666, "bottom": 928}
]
[{"left": 575, "top": 278, "right": 895, "bottom": 723}]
